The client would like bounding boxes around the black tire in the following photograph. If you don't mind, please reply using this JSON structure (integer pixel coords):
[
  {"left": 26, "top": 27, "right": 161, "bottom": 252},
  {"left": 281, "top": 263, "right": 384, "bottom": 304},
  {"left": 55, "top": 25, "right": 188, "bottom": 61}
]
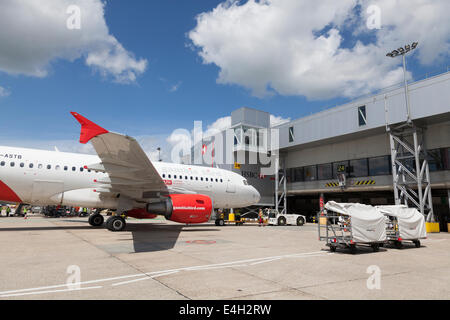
[
  {"left": 349, "top": 244, "right": 357, "bottom": 254},
  {"left": 414, "top": 240, "right": 421, "bottom": 248},
  {"left": 106, "top": 216, "right": 126, "bottom": 232},
  {"left": 215, "top": 220, "right": 219, "bottom": 226},
  {"left": 296, "top": 217, "right": 305, "bottom": 226},
  {"left": 278, "top": 217, "right": 286, "bottom": 226},
  {"left": 330, "top": 246, "right": 337, "bottom": 252},
  {"left": 371, "top": 244, "right": 380, "bottom": 252},
  {"left": 218, "top": 219, "right": 225, "bottom": 226},
  {"left": 395, "top": 241, "right": 403, "bottom": 249},
  {"left": 88, "top": 214, "right": 104, "bottom": 227}
]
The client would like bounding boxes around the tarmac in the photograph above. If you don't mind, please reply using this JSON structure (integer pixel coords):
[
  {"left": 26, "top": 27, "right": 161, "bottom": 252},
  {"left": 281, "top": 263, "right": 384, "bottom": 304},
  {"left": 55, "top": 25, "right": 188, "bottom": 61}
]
[{"left": 0, "top": 215, "right": 449, "bottom": 300}]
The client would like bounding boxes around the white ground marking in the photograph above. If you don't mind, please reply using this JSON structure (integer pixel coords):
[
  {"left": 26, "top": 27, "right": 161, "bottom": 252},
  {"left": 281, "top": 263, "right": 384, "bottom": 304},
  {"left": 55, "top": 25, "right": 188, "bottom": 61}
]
[
  {"left": 0, "top": 250, "right": 329, "bottom": 297},
  {"left": 112, "top": 271, "right": 180, "bottom": 286},
  {"left": 0, "top": 286, "right": 102, "bottom": 298}
]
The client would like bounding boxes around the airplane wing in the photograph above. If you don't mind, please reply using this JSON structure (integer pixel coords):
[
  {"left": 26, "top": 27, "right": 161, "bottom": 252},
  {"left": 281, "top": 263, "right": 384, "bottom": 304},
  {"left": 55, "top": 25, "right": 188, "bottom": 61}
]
[{"left": 71, "top": 112, "right": 169, "bottom": 202}]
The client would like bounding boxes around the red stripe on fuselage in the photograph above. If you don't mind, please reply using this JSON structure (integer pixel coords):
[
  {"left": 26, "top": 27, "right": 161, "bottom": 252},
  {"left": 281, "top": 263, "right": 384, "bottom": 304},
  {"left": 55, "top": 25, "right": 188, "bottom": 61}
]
[{"left": 0, "top": 180, "right": 22, "bottom": 202}]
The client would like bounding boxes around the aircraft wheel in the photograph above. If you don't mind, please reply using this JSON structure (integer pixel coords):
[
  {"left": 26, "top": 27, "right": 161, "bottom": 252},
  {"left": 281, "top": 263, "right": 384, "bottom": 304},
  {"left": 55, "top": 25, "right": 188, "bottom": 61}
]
[
  {"left": 88, "top": 214, "right": 104, "bottom": 227},
  {"left": 414, "top": 240, "right": 421, "bottom": 248},
  {"left": 106, "top": 216, "right": 126, "bottom": 232}
]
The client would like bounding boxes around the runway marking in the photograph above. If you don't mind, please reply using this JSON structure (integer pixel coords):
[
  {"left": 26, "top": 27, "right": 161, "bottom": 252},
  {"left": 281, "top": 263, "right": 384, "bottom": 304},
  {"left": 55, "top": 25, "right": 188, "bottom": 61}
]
[
  {"left": 0, "top": 250, "right": 329, "bottom": 297},
  {"left": 0, "top": 286, "right": 102, "bottom": 298}
]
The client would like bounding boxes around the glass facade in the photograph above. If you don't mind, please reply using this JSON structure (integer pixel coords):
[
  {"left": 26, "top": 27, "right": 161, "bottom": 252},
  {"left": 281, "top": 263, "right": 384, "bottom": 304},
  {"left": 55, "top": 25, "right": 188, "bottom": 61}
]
[
  {"left": 317, "top": 163, "right": 332, "bottom": 180},
  {"left": 349, "top": 158, "right": 369, "bottom": 177},
  {"left": 286, "top": 147, "right": 450, "bottom": 183},
  {"left": 304, "top": 165, "right": 317, "bottom": 181},
  {"left": 368, "top": 156, "right": 390, "bottom": 176}
]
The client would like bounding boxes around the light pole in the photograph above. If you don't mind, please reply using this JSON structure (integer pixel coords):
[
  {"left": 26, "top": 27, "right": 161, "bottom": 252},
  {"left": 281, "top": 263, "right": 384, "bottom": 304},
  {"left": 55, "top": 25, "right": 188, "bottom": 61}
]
[
  {"left": 157, "top": 147, "right": 162, "bottom": 162},
  {"left": 386, "top": 42, "right": 418, "bottom": 124}
]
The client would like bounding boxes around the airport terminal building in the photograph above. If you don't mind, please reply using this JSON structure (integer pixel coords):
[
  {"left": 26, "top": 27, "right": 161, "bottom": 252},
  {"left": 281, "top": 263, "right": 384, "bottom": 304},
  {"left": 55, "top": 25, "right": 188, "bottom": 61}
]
[{"left": 186, "top": 71, "right": 450, "bottom": 231}]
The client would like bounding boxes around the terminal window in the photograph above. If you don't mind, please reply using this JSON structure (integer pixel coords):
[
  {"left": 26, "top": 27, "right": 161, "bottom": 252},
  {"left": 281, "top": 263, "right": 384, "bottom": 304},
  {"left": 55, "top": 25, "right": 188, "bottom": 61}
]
[
  {"left": 358, "top": 106, "right": 367, "bottom": 126},
  {"left": 317, "top": 163, "right": 332, "bottom": 180},
  {"left": 289, "top": 126, "right": 294, "bottom": 142},
  {"left": 368, "top": 156, "right": 390, "bottom": 176}
]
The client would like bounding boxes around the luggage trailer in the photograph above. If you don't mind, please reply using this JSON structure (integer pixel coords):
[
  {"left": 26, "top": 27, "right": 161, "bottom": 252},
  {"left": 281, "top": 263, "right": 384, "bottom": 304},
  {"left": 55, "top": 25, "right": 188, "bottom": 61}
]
[
  {"left": 318, "top": 210, "right": 384, "bottom": 254},
  {"left": 385, "top": 215, "right": 422, "bottom": 249}
]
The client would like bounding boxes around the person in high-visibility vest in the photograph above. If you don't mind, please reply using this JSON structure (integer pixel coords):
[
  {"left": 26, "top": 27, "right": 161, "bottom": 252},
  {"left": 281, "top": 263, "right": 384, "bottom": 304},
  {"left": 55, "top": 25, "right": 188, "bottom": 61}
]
[
  {"left": 6, "top": 206, "right": 11, "bottom": 217},
  {"left": 258, "top": 209, "right": 264, "bottom": 227}
]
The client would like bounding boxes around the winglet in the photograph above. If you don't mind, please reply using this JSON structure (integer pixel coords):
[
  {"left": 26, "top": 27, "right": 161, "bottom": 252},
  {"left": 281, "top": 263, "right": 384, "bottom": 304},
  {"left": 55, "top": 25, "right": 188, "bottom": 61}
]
[{"left": 70, "top": 112, "right": 109, "bottom": 144}]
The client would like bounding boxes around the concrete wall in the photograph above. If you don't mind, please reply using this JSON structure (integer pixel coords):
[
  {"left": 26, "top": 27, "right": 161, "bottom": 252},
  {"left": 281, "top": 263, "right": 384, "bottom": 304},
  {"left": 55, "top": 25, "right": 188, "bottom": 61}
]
[{"left": 277, "top": 72, "right": 450, "bottom": 149}]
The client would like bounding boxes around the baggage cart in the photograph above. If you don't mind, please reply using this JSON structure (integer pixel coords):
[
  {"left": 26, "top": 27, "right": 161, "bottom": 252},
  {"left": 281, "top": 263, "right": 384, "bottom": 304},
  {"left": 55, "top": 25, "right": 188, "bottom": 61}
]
[
  {"left": 319, "top": 201, "right": 387, "bottom": 254},
  {"left": 376, "top": 205, "right": 426, "bottom": 249}
]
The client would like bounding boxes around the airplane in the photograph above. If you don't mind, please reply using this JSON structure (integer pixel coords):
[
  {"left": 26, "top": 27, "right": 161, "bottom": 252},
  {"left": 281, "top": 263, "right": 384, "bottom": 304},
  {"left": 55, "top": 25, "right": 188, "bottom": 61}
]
[{"left": 0, "top": 112, "right": 261, "bottom": 231}]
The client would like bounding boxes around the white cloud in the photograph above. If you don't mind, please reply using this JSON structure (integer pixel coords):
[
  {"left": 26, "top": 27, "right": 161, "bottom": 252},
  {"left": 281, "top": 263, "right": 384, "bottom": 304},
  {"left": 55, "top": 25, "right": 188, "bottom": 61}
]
[
  {"left": 0, "top": 86, "right": 10, "bottom": 97},
  {"left": 204, "top": 116, "right": 232, "bottom": 137},
  {"left": 0, "top": 0, "right": 147, "bottom": 83},
  {"left": 270, "top": 115, "right": 290, "bottom": 127},
  {"left": 169, "top": 81, "right": 183, "bottom": 92},
  {"left": 189, "top": 0, "right": 450, "bottom": 100}
]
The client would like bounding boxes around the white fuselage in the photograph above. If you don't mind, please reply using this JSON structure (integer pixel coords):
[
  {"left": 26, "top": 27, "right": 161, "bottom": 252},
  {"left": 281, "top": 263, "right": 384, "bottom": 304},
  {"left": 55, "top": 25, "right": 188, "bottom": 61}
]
[{"left": 0, "top": 146, "right": 260, "bottom": 210}]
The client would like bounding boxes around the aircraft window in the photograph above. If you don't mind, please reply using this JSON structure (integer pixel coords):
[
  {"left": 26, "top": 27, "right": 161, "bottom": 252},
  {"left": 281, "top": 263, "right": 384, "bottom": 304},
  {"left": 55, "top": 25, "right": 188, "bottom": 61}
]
[
  {"left": 174, "top": 175, "right": 177, "bottom": 179},
  {"left": 29, "top": 163, "right": 33, "bottom": 168},
  {"left": 220, "top": 179, "right": 223, "bottom": 183},
  {"left": 206, "top": 178, "right": 208, "bottom": 181},
  {"left": 80, "top": 167, "right": 84, "bottom": 172},
  {"left": 195, "top": 177, "right": 198, "bottom": 181},
  {"left": 38, "top": 164, "right": 43, "bottom": 169},
  {"left": 10, "top": 162, "right": 15, "bottom": 167},
  {"left": 190, "top": 176, "right": 193, "bottom": 180},
  {"left": 20, "top": 163, "right": 24, "bottom": 168},
  {"left": 47, "top": 165, "right": 51, "bottom": 170},
  {"left": 201, "top": 177, "right": 203, "bottom": 181},
  {"left": 185, "top": 176, "right": 188, "bottom": 179},
  {"left": 216, "top": 179, "right": 218, "bottom": 182},
  {"left": 162, "top": 174, "right": 165, "bottom": 178},
  {"left": 168, "top": 174, "right": 171, "bottom": 178},
  {"left": 55, "top": 165, "right": 61, "bottom": 170},
  {"left": 64, "top": 166, "right": 68, "bottom": 171},
  {"left": 88, "top": 169, "right": 91, "bottom": 173},
  {"left": 72, "top": 167, "right": 76, "bottom": 171},
  {"left": 1, "top": 161, "right": 5, "bottom": 166}
]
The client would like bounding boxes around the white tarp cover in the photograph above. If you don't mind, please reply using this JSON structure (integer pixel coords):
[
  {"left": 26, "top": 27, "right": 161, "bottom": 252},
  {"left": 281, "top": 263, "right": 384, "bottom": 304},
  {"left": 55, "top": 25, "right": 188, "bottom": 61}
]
[
  {"left": 324, "top": 201, "right": 386, "bottom": 243},
  {"left": 376, "top": 205, "right": 427, "bottom": 240}
]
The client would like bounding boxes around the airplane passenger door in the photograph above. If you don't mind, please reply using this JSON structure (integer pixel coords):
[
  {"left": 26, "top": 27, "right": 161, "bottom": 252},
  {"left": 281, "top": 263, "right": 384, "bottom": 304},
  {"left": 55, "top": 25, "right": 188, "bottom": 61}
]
[
  {"left": 226, "top": 179, "right": 236, "bottom": 193},
  {"left": 31, "top": 180, "right": 64, "bottom": 205}
]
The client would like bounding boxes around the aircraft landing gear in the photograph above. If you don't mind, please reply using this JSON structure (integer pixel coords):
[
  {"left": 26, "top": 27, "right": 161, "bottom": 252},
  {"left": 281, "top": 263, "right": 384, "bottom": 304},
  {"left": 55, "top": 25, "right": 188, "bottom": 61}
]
[
  {"left": 88, "top": 214, "right": 104, "bottom": 227},
  {"left": 106, "top": 215, "right": 127, "bottom": 232}
]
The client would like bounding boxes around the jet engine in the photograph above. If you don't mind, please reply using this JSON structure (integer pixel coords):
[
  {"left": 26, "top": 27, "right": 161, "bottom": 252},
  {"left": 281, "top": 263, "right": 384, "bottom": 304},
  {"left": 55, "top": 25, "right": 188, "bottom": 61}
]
[{"left": 146, "top": 194, "right": 213, "bottom": 224}]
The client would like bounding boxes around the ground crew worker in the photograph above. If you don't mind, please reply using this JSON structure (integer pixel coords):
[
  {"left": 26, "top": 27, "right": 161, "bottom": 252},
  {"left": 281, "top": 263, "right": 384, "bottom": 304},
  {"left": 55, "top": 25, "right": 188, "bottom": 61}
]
[
  {"left": 23, "top": 207, "right": 28, "bottom": 219},
  {"left": 258, "top": 209, "right": 264, "bottom": 227},
  {"left": 6, "top": 206, "right": 11, "bottom": 217}
]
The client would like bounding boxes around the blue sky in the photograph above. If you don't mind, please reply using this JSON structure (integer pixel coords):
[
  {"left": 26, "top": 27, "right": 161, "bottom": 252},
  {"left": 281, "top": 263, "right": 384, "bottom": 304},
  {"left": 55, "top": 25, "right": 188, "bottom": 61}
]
[{"left": 0, "top": 0, "right": 448, "bottom": 160}]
